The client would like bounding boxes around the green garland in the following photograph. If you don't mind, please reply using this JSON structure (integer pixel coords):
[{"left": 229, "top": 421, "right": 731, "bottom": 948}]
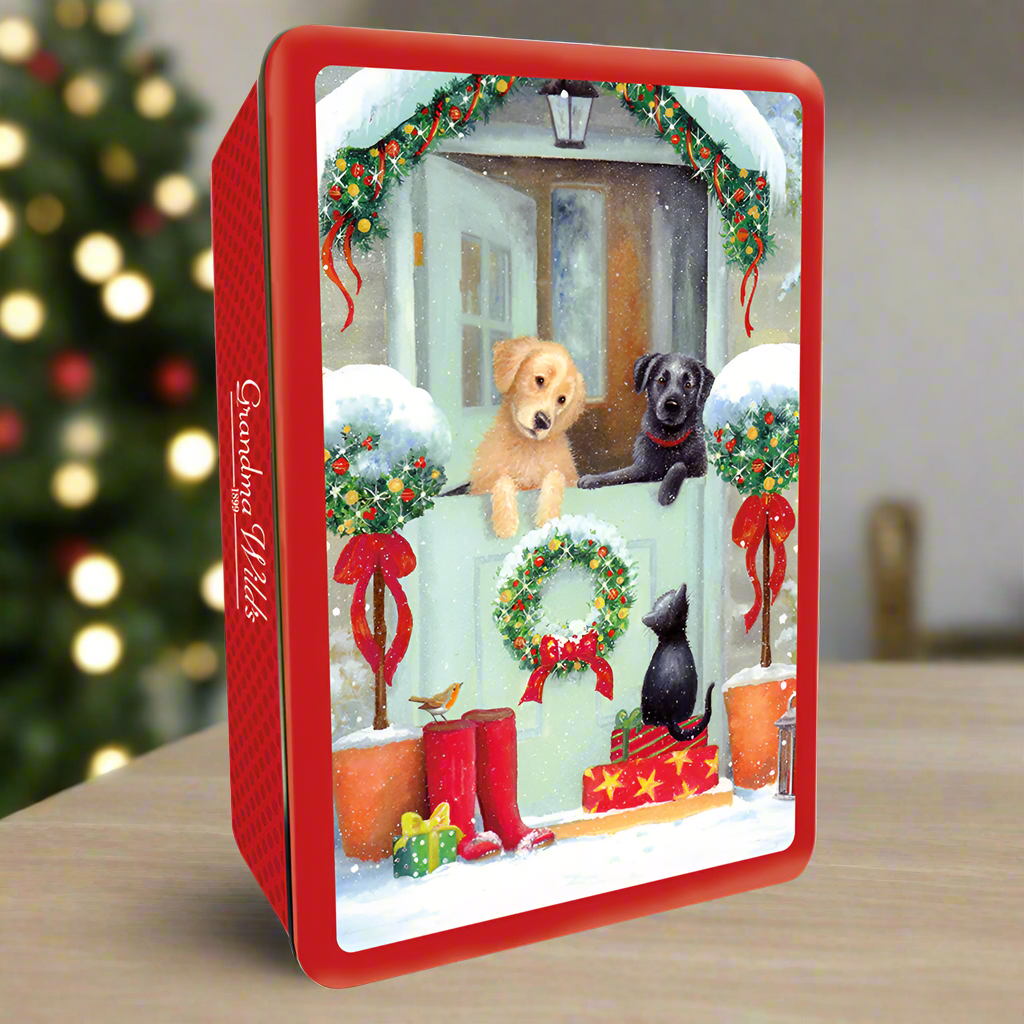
[
  {"left": 493, "top": 517, "right": 638, "bottom": 676},
  {"left": 319, "top": 75, "right": 774, "bottom": 280},
  {"left": 324, "top": 427, "right": 447, "bottom": 537},
  {"left": 704, "top": 399, "right": 799, "bottom": 497}
]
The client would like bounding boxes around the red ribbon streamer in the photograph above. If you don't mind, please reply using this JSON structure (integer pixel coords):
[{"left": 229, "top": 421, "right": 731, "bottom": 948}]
[
  {"left": 321, "top": 211, "right": 354, "bottom": 333},
  {"left": 333, "top": 532, "right": 417, "bottom": 686},
  {"left": 740, "top": 234, "right": 764, "bottom": 337},
  {"left": 413, "top": 101, "right": 443, "bottom": 156},
  {"left": 519, "top": 631, "right": 613, "bottom": 705},
  {"left": 342, "top": 220, "right": 361, "bottom": 296},
  {"left": 465, "top": 76, "right": 483, "bottom": 119},
  {"left": 712, "top": 153, "right": 725, "bottom": 206},
  {"left": 732, "top": 493, "right": 796, "bottom": 633},
  {"left": 685, "top": 121, "right": 698, "bottom": 168}
]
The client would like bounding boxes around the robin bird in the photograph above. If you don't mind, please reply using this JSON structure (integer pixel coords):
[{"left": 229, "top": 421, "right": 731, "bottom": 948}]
[{"left": 408, "top": 682, "right": 462, "bottom": 722}]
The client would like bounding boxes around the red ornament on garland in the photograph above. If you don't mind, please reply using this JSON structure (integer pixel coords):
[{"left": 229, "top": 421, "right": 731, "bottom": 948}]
[
  {"left": 733, "top": 187, "right": 747, "bottom": 203},
  {"left": 0, "top": 406, "right": 24, "bottom": 454},
  {"left": 50, "top": 351, "right": 94, "bottom": 401},
  {"left": 736, "top": 228, "right": 749, "bottom": 243},
  {"left": 362, "top": 508, "right": 376, "bottom": 521},
  {"left": 787, "top": 452, "right": 798, "bottom": 467},
  {"left": 401, "top": 487, "right": 415, "bottom": 502},
  {"left": 328, "top": 184, "right": 342, "bottom": 200},
  {"left": 734, "top": 212, "right": 745, "bottom": 224},
  {"left": 350, "top": 163, "right": 365, "bottom": 178},
  {"left": 449, "top": 105, "right": 462, "bottom": 120},
  {"left": 765, "top": 411, "right": 775, "bottom": 424},
  {"left": 725, "top": 438, "right": 737, "bottom": 453},
  {"left": 385, "top": 139, "right": 401, "bottom": 157},
  {"left": 154, "top": 356, "right": 197, "bottom": 404},
  {"left": 670, "top": 133, "right": 680, "bottom": 145},
  {"left": 331, "top": 455, "right": 350, "bottom": 475},
  {"left": 751, "top": 459, "right": 765, "bottom": 473},
  {"left": 534, "top": 556, "right": 544, "bottom": 567},
  {"left": 414, "top": 456, "right": 426, "bottom": 468},
  {"left": 700, "top": 146, "right": 711, "bottom": 159},
  {"left": 755, "top": 176, "right": 767, "bottom": 190}
]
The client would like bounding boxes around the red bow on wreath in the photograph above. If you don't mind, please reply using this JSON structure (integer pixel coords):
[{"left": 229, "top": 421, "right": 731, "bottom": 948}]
[
  {"left": 520, "top": 631, "right": 614, "bottom": 705},
  {"left": 333, "top": 532, "right": 416, "bottom": 686},
  {"left": 732, "top": 493, "right": 796, "bottom": 633}
]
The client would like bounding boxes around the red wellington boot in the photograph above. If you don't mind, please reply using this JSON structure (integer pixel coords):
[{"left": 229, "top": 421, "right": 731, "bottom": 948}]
[
  {"left": 462, "top": 709, "right": 555, "bottom": 853},
  {"left": 422, "top": 719, "right": 502, "bottom": 861}
]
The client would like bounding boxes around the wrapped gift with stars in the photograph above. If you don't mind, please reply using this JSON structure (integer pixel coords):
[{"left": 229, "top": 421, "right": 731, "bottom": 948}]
[{"left": 583, "top": 745, "right": 720, "bottom": 813}]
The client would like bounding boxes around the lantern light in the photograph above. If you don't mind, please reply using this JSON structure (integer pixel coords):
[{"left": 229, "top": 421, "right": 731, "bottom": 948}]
[
  {"left": 167, "top": 427, "right": 216, "bottom": 483},
  {"left": 71, "top": 623, "right": 123, "bottom": 674},
  {"left": 538, "top": 80, "right": 599, "bottom": 149}
]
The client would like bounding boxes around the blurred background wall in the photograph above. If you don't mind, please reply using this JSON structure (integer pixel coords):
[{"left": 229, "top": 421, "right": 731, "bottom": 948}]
[
  {"left": 135, "top": 0, "right": 1023, "bottom": 659},
  {"left": 1, "top": 0, "right": 1020, "bottom": 814}
]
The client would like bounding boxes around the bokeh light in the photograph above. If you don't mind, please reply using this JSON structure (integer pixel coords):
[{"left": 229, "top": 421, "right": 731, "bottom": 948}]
[
  {"left": 166, "top": 427, "right": 216, "bottom": 483},
  {"left": 200, "top": 562, "right": 225, "bottom": 611},
  {"left": 0, "top": 290, "right": 45, "bottom": 340},
  {"left": 73, "top": 232, "right": 123, "bottom": 283},
  {"left": 51, "top": 461, "right": 99, "bottom": 508},
  {"left": 69, "top": 553, "right": 122, "bottom": 607},
  {"left": 101, "top": 271, "right": 152, "bottom": 321},
  {"left": 134, "top": 76, "right": 175, "bottom": 119},
  {"left": 71, "top": 623, "right": 123, "bottom": 674},
  {"left": 153, "top": 173, "right": 196, "bottom": 217}
]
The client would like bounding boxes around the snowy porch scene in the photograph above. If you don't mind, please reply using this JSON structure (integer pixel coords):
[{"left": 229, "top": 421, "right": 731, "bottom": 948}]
[{"left": 316, "top": 67, "right": 803, "bottom": 951}]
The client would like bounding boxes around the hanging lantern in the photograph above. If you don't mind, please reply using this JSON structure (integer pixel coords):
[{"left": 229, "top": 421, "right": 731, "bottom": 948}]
[
  {"left": 774, "top": 692, "right": 796, "bottom": 799},
  {"left": 538, "top": 79, "right": 599, "bottom": 149}
]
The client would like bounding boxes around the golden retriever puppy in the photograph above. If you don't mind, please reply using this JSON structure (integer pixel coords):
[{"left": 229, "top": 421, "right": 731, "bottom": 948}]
[{"left": 470, "top": 337, "right": 586, "bottom": 539}]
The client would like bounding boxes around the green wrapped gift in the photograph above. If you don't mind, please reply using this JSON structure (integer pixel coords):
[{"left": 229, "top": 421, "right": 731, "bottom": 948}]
[{"left": 392, "top": 802, "right": 463, "bottom": 879}]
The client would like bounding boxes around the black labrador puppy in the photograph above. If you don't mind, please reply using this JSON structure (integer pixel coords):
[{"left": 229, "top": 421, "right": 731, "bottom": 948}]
[{"left": 579, "top": 352, "right": 715, "bottom": 506}]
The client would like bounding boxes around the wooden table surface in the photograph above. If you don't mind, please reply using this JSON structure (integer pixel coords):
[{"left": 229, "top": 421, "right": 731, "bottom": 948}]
[{"left": 1, "top": 663, "right": 1021, "bottom": 1022}]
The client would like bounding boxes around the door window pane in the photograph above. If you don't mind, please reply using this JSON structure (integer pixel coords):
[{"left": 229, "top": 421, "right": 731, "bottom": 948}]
[
  {"left": 488, "top": 246, "right": 510, "bottom": 322},
  {"left": 460, "top": 235, "right": 481, "bottom": 316},
  {"left": 551, "top": 188, "right": 607, "bottom": 399},
  {"left": 462, "top": 324, "right": 483, "bottom": 407}
]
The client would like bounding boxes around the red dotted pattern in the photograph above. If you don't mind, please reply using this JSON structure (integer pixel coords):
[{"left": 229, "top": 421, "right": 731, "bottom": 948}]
[{"left": 211, "top": 85, "right": 289, "bottom": 930}]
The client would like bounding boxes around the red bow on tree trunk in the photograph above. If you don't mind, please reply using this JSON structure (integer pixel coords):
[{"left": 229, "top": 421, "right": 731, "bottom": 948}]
[
  {"left": 333, "top": 532, "right": 416, "bottom": 687},
  {"left": 732, "top": 493, "right": 796, "bottom": 635}
]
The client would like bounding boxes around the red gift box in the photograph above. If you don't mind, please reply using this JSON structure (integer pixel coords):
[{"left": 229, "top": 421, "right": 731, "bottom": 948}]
[
  {"left": 583, "top": 745, "right": 720, "bottom": 813},
  {"left": 610, "top": 711, "right": 708, "bottom": 763}
]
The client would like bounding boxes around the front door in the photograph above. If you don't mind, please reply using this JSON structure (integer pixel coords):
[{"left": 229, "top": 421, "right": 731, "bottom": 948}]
[{"left": 414, "top": 156, "right": 538, "bottom": 484}]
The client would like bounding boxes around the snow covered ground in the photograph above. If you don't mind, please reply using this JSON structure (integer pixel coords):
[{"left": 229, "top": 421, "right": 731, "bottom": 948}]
[{"left": 334, "top": 785, "right": 795, "bottom": 951}]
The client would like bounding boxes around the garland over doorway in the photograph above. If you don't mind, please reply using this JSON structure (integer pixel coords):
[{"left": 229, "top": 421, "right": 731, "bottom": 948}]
[{"left": 319, "top": 75, "right": 778, "bottom": 336}]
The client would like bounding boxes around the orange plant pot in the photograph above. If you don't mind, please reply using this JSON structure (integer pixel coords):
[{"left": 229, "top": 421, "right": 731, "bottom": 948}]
[
  {"left": 723, "top": 675, "right": 796, "bottom": 790},
  {"left": 332, "top": 737, "right": 428, "bottom": 862}
]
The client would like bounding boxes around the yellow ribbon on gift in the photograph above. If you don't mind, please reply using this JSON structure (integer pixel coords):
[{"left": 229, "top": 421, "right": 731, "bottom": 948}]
[{"left": 393, "top": 802, "right": 464, "bottom": 874}]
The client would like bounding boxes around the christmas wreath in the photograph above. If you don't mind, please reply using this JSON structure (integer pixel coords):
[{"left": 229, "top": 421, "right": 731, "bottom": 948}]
[
  {"left": 493, "top": 515, "right": 638, "bottom": 705},
  {"left": 705, "top": 399, "right": 799, "bottom": 498}
]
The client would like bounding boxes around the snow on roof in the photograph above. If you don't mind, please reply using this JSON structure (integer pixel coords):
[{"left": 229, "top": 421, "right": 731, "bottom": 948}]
[
  {"left": 671, "top": 86, "right": 787, "bottom": 215},
  {"left": 315, "top": 69, "right": 470, "bottom": 175},
  {"left": 316, "top": 72, "right": 786, "bottom": 213}
]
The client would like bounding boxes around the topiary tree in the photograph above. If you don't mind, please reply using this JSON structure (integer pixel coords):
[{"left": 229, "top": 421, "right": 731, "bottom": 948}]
[{"left": 704, "top": 344, "right": 799, "bottom": 668}]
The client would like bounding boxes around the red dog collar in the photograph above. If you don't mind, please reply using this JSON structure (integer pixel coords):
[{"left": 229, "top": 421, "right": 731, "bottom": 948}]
[{"left": 645, "top": 427, "right": 693, "bottom": 448}]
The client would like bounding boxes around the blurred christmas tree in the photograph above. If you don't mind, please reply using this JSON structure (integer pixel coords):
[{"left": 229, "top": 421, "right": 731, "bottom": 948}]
[{"left": 0, "top": 1, "right": 223, "bottom": 817}]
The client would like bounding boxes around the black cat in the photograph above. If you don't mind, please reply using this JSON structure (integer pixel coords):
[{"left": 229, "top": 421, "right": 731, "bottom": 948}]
[{"left": 640, "top": 583, "right": 714, "bottom": 743}]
